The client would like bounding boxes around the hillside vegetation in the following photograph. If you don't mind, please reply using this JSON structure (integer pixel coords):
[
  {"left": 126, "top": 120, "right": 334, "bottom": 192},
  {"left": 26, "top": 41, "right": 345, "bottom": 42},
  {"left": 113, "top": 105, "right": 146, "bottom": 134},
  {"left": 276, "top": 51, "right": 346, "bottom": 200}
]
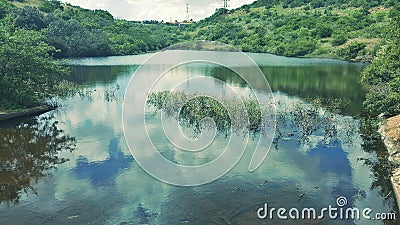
[
  {"left": 186, "top": 0, "right": 396, "bottom": 60},
  {"left": 3, "top": 0, "right": 397, "bottom": 60},
  {"left": 361, "top": 5, "right": 400, "bottom": 117},
  {"left": 4, "top": 0, "right": 185, "bottom": 57}
]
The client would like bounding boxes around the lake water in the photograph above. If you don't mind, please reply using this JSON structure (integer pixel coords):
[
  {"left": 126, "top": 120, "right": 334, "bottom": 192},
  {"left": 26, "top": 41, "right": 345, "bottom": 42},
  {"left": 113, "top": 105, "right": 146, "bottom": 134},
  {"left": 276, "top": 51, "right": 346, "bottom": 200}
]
[{"left": 0, "top": 51, "right": 397, "bottom": 224}]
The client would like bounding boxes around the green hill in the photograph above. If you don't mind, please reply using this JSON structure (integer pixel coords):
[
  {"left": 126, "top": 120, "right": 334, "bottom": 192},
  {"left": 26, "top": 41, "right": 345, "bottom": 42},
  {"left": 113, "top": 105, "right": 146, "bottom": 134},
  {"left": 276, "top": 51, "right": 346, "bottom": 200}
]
[
  {"left": 3, "top": 0, "right": 185, "bottom": 57},
  {"left": 186, "top": 0, "right": 396, "bottom": 61},
  {"left": 2, "top": 0, "right": 397, "bottom": 60}
]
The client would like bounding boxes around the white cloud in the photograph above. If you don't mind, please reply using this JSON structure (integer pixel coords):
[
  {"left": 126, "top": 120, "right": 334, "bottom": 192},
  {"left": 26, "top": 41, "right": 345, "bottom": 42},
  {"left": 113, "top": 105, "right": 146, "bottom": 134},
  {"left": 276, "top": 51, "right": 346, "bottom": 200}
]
[{"left": 62, "top": 0, "right": 256, "bottom": 21}]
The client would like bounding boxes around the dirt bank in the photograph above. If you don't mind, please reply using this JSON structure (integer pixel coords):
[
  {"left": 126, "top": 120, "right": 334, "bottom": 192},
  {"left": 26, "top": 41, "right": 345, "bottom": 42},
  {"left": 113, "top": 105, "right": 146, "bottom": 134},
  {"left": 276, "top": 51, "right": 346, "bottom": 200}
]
[{"left": 0, "top": 105, "right": 56, "bottom": 122}]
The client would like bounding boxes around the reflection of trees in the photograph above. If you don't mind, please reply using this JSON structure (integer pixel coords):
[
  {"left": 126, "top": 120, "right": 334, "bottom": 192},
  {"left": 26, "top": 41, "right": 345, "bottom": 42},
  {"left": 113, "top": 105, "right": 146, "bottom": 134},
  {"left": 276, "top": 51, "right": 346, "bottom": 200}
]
[
  {"left": 274, "top": 98, "right": 357, "bottom": 148},
  {"left": 203, "top": 63, "right": 368, "bottom": 138},
  {"left": 358, "top": 117, "right": 400, "bottom": 219},
  {"left": 0, "top": 115, "right": 75, "bottom": 204},
  {"left": 209, "top": 65, "right": 366, "bottom": 116},
  {"left": 69, "top": 65, "right": 135, "bottom": 85}
]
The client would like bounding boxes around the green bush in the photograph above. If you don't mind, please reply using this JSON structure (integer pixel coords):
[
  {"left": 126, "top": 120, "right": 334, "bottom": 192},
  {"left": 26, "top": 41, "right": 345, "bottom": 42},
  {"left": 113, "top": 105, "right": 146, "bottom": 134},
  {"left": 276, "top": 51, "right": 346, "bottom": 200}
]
[
  {"left": 363, "top": 86, "right": 400, "bottom": 116},
  {"left": 338, "top": 42, "right": 366, "bottom": 60},
  {"left": 315, "top": 25, "right": 333, "bottom": 38},
  {"left": 38, "top": 0, "right": 62, "bottom": 13},
  {"left": 0, "top": 26, "right": 68, "bottom": 108},
  {"left": 13, "top": 7, "right": 47, "bottom": 30},
  {"left": 285, "top": 37, "right": 317, "bottom": 56},
  {"left": 331, "top": 34, "right": 348, "bottom": 46},
  {"left": 361, "top": 6, "right": 400, "bottom": 117}
]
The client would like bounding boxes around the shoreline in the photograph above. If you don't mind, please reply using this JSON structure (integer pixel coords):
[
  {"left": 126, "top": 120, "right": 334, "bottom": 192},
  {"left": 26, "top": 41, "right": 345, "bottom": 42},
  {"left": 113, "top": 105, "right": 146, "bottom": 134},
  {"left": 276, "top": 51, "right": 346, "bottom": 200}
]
[
  {"left": 62, "top": 50, "right": 369, "bottom": 68},
  {"left": 0, "top": 105, "right": 57, "bottom": 123},
  {"left": 379, "top": 114, "right": 400, "bottom": 211},
  {"left": 59, "top": 42, "right": 372, "bottom": 64}
]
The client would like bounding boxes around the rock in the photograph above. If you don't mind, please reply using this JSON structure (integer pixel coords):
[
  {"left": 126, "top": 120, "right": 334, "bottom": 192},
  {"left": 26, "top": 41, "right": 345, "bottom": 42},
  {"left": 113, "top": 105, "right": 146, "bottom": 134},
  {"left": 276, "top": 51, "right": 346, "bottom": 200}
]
[{"left": 379, "top": 114, "right": 400, "bottom": 212}]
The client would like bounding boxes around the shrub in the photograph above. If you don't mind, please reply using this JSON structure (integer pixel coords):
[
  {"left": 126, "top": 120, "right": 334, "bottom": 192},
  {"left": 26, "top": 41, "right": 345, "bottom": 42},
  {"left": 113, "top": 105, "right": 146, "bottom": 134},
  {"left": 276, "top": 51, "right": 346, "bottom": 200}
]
[
  {"left": 337, "top": 42, "right": 366, "bottom": 60},
  {"left": 331, "top": 34, "right": 348, "bottom": 46},
  {"left": 315, "top": 25, "right": 333, "bottom": 38}
]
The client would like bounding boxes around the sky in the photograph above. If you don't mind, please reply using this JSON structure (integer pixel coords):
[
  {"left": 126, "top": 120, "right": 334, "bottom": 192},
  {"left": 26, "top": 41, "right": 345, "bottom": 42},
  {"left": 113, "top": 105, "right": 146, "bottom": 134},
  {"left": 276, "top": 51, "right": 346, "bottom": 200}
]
[{"left": 61, "top": 0, "right": 255, "bottom": 22}]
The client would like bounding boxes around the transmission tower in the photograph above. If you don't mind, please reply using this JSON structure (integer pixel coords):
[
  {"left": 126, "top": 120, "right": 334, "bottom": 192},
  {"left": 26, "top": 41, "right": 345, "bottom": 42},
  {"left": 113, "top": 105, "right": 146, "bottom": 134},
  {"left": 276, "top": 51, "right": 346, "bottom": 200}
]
[
  {"left": 186, "top": 4, "right": 189, "bottom": 21},
  {"left": 223, "top": 0, "right": 229, "bottom": 9}
]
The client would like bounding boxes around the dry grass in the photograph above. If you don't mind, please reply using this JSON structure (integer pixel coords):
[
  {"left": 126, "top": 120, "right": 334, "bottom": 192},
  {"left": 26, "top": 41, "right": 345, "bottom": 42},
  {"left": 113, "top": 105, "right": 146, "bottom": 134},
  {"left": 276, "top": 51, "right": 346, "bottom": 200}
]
[{"left": 10, "top": 0, "right": 42, "bottom": 8}]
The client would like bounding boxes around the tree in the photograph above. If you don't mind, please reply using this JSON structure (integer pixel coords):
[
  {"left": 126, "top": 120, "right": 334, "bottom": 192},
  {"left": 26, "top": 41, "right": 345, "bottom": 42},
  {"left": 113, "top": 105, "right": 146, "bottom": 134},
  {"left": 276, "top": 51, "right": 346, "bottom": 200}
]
[
  {"left": 38, "top": 0, "right": 62, "bottom": 13},
  {"left": 361, "top": 5, "right": 400, "bottom": 116},
  {"left": 338, "top": 42, "right": 366, "bottom": 60},
  {"left": 12, "top": 7, "right": 47, "bottom": 30},
  {"left": 315, "top": 25, "right": 333, "bottom": 38},
  {"left": 285, "top": 37, "right": 317, "bottom": 56},
  {"left": 311, "top": 0, "right": 325, "bottom": 8},
  {"left": 0, "top": 25, "right": 68, "bottom": 108},
  {"left": 44, "top": 19, "right": 110, "bottom": 57},
  {"left": 331, "top": 34, "right": 347, "bottom": 46},
  {"left": 0, "top": 0, "right": 12, "bottom": 19}
]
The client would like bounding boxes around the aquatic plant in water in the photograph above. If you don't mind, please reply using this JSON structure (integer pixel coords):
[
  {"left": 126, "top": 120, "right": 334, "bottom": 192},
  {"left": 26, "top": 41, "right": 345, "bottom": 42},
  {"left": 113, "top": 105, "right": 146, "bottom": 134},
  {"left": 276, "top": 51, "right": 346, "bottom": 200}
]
[
  {"left": 147, "top": 91, "right": 266, "bottom": 136},
  {"left": 147, "top": 91, "right": 358, "bottom": 147}
]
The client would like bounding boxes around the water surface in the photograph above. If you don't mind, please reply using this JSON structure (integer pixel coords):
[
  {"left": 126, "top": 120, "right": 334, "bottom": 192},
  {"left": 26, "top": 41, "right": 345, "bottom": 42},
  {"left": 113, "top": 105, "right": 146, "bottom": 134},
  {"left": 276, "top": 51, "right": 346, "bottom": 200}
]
[{"left": 0, "top": 52, "right": 396, "bottom": 224}]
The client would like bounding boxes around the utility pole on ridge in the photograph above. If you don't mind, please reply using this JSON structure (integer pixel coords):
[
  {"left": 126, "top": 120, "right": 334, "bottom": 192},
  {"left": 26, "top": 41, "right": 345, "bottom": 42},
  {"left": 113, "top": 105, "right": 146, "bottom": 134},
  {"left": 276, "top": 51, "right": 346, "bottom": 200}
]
[{"left": 186, "top": 4, "right": 190, "bottom": 21}]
